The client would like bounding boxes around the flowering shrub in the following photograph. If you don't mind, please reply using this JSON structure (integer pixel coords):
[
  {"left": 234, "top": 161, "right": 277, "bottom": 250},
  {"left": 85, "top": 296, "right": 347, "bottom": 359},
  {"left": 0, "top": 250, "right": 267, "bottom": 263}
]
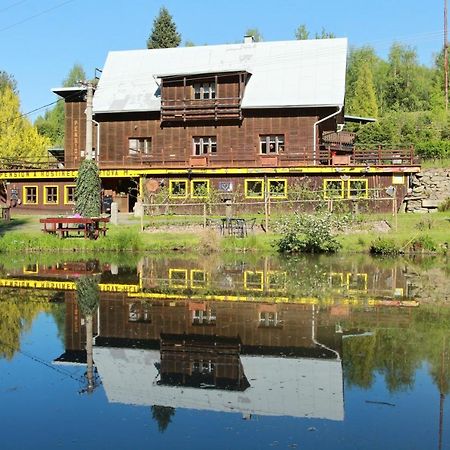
[{"left": 276, "top": 212, "right": 347, "bottom": 254}]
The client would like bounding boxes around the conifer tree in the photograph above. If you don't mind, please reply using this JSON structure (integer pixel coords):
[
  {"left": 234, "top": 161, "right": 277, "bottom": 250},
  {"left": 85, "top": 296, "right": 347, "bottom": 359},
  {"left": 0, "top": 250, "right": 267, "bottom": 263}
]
[
  {"left": 147, "top": 7, "right": 181, "bottom": 49},
  {"left": 75, "top": 159, "right": 101, "bottom": 217}
]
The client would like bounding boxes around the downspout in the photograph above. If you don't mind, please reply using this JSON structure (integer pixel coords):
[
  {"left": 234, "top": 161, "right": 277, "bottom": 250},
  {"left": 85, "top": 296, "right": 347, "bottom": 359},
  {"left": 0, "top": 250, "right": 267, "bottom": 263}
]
[
  {"left": 312, "top": 105, "right": 343, "bottom": 165},
  {"left": 311, "top": 305, "right": 341, "bottom": 361},
  {"left": 92, "top": 119, "right": 100, "bottom": 163}
]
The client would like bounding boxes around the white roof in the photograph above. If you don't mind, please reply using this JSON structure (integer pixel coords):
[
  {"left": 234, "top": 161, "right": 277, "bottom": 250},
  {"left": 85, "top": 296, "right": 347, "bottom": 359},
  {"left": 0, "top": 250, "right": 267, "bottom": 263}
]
[
  {"left": 93, "top": 347, "right": 344, "bottom": 421},
  {"left": 93, "top": 38, "right": 348, "bottom": 114}
]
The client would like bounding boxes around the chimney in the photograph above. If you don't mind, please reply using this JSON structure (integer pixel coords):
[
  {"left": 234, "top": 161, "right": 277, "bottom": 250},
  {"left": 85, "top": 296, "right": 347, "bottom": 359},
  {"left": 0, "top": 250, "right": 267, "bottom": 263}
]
[{"left": 244, "top": 35, "right": 255, "bottom": 44}]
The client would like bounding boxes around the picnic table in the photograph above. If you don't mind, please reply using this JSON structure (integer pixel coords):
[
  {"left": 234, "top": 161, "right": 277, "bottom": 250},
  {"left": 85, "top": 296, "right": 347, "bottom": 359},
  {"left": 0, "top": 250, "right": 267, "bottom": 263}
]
[{"left": 40, "top": 216, "right": 109, "bottom": 239}]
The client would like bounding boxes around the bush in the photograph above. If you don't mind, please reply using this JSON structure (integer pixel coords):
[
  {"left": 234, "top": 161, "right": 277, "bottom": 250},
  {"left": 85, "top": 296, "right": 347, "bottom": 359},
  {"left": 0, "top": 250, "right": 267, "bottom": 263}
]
[
  {"left": 276, "top": 212, "right": 345, "bottom": 254},
  {"left": 408, "top": 234, "right": 437, "bottom": 253},
  {"left": 415, "top": 140, "right": 450, "bottom": 160},
  {"left": 369, "top": 237, "right": 401, "bottom": 256},
  {"left": 438, "top": 197, "right": 450, "bottom": 212}
]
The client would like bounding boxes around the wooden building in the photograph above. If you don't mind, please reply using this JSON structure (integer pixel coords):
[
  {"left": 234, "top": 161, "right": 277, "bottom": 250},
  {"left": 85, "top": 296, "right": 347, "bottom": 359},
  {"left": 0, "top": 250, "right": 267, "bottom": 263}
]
[{"left": 1, "top": 37, "right": 419, "bottom": 213}]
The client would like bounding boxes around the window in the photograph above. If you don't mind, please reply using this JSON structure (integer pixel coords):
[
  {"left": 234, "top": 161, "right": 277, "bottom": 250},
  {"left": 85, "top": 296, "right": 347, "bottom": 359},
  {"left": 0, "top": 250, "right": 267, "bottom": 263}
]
[
  {"left": 192, "top": 308, "right": 216, "bottom": 325},
  {"left": 129, "top": 137, "right": 151, "bottom": 155},
  {"left": 245, "top": 179, "right": 264, "bottom": 199},
  {"left": 23, "top": 186, "right": 38, "bottom": 205},
  {"left": 44, "top": 186, "right": 58, "bottom": 204},
  {"left": 193, "top": 136, "right": 217, "bottom": 155},
  {"left": 268, "top": 179, "right": 287, "bottom": 198},
  {"left": 169, "top": 269, "right": 188, "bottom": 287},
  {"left": 191, "top": 270, "right": 208, "bottom": 288},
  {"left": 244, "top": 271, "right": 264, "bottom": 291},
  {"left": 348, "top": 179, "right": 368, "bottom": 199},
  {"left": 169, "top": 179, "right": 188, "bottom": 198},
  {"left": 259, "top": 311, "right": 280, "bottom": 327},
  {"left": 192, "top": 360, "right": 215, "bottom": 373},
  {"left": 64, "top": 185, "right": 76, "bottom": 204},
  {"left": 193, "top": 82, "right": 216, "bottom": 100},
  {"left": 260, "top": 135, "right": 284, "bottom": 154},
  {"left": 128, "top": 303, "right": 152, "bottom": 323},
  {"left": 323, "top": 179, "right": 344, "bottom": 199},
  {"left": 191, "top": 180, "right": 210, "bottom": 198}
]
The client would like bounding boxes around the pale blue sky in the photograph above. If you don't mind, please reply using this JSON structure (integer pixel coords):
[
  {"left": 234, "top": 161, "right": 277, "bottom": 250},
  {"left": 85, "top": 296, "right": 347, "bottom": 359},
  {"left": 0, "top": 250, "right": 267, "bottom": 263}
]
[{"left": 0, "top": 0, "right": 445, "bottom": 117}]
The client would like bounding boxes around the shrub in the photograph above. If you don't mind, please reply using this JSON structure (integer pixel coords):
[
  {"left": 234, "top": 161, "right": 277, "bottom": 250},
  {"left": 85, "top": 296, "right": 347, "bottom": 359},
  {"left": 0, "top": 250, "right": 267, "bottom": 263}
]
[
  {"left": 408, "top": 234, "right": 437, "bottom": 253},
  {"left": 369, "top": 238, "right": 401, "bottom": 256},
  {"left": 415, "top": 140, "right": 450, "bottom": 160},
  {"left": 438, "top": 197, "right": 450, "bottom": 212},
  {"left": 276, "top": 212, "right": 345, "bottom": 254}
]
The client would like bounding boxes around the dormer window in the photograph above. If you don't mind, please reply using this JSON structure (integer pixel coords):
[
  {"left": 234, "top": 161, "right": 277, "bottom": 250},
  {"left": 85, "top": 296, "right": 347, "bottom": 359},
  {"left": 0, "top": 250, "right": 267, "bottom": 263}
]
[{"left": 193, "top": 82, "right": 216, "bottom": 100}]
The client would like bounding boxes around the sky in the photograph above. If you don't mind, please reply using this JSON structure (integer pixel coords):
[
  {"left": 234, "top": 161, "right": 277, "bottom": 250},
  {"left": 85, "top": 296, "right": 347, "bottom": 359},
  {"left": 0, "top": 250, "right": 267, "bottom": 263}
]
[{"left": 0, "top": 0, "right": 446, "bottom": 118}]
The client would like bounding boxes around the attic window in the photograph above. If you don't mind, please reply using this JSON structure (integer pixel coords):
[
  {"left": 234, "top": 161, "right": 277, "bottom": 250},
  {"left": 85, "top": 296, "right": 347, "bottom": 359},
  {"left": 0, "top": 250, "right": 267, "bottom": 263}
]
[{"left": 193, "top": 82, "right": 216, "bottom": 100}]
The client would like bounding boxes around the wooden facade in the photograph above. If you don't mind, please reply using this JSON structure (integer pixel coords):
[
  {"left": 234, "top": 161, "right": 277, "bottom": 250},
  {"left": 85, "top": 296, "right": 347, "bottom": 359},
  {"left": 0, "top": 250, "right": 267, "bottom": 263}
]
[{"left": 0, "top": 39, "right": 420, "bottom": 213}]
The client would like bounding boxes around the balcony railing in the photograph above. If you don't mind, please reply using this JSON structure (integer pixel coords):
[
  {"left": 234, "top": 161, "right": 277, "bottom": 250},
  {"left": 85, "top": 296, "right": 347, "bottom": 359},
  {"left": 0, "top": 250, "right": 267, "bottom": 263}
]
[
  {"left": 160, "top": 97, "right": 241, "bottom": 122},
  {"left": 0, "top": 145, "right": 418, "bottom": 173}
]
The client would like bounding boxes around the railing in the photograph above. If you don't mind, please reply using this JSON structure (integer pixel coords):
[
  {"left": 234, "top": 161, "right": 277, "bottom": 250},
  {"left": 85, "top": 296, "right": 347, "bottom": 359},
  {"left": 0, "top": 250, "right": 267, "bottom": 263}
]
[
  {"left": 161, "top": 97, "right": 241, "bottom": 122},
  {"left": 0, "top": 145, "right": 419, "bottom": 172}
]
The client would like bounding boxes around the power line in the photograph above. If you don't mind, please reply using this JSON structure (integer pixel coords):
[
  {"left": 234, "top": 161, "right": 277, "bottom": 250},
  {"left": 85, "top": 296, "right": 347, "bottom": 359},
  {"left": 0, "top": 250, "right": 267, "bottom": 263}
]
[
  {"left": 0, "top": 0, "right": 28, "bottom": 13},
  {"left": 0, "top": 0, "right": 76, "bottom": 33}
]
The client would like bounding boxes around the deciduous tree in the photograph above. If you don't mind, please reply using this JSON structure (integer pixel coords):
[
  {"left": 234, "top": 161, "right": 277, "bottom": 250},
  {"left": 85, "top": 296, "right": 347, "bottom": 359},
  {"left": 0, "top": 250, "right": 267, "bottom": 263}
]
[{"left": 0, "top": 84, "right": 50, "bottom": 161}]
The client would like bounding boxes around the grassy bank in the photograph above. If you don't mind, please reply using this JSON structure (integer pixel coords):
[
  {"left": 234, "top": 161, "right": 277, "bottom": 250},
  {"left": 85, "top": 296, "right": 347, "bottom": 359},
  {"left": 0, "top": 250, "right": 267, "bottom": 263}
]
[{"left": 0, "top": 212, "right": 448, "bottom": 255}]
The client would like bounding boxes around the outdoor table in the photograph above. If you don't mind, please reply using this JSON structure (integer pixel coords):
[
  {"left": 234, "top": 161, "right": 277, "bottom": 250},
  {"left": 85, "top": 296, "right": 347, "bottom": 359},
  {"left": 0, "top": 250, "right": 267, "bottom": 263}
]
[{"left": 40, "top": 217, "right": 109, "bottom": 239}]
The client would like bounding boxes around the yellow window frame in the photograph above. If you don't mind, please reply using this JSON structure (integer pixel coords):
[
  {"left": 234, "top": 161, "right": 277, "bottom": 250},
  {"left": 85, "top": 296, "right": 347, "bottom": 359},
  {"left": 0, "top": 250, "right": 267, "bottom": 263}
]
[
  {"left": 64, "top": 185, "right": 76, "bottom": 204},
  {"left": 244, "top": 270, "right": 264, "bottom": 291},
  {"left": 268, "top": 178, "right": 287, "bottom": 199},
  {"left": 23, "top": 264, "right": 38, "bottom": 274},
  {"left": 323, "top": 179, "right": 344, "bottom": 199},
  {"left": 22, "top": 185, "right": 38, "bottom": 205},
  {"left": 191, "top": 179, "right": 210, "bottom": 199},
  {"left": 190, "top": 269, "right": 208, "bottom": 288},
  {"left": 169, "top": 179, "right": 188, "bottom": 198},
  {"left": 245, "top": 178, "right": 264, "bottom": 199},
  {"left": 267, "top": 271, "right": 287, "bottom": 291},
  {"left": 346, "top": 272, "right": 368, "bottom": 293},
  {"left": 347, "top": 179, "right": 368, "bottom": 199},
  {"left": 169, "top": 269, "right": 188, "bottom": 288},
  {"left": 43, "top": 185, "right": 59, "bottom": 205}
]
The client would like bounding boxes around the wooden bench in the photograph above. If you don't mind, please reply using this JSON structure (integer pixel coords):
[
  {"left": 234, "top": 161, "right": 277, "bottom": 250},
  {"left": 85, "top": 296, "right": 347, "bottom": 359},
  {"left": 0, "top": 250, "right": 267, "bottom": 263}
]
[{"left": 40, "top": 217, "right": 110, "bottom": 239}]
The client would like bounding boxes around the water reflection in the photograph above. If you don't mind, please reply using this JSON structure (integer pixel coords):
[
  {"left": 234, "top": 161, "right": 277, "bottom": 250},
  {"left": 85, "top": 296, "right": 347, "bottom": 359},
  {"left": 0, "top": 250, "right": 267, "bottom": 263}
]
[{"left": 0, "top": 254, "right": 449, "bottom": 448}]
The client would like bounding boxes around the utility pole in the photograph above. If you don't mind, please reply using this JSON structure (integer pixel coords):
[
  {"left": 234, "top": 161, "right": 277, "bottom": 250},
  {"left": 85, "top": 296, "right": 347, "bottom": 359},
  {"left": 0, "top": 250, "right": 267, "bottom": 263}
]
[
  {"left": 85, "top": 82, "right": 94, "bottom": 160},
  {"left": 445, "top": 0, "right": 449, "bottom": 111}
]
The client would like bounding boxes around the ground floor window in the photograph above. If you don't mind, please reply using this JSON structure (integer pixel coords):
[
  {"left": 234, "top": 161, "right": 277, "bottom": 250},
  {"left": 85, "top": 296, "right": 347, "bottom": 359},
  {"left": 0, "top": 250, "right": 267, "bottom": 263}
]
[
  {"left": 64, "top": 185, "right": 76, "bottom": 204},
  {"left": 169, "top": 269, "right": 188, "bottom": 287},
  {"left": 169, "top": 179, "right": 188, "bottom": 198},
  {"left": 244, "top": 270, "right": 264, "bottom": 291},
  {"left": 44, "top": 186, "right": 59, "bottom": 204},
  {"left": 323, "top": 179, "right": 345, "bottom": 199},
  {"left": 191, "top": 270, "right": 208, "bottom": 288},
  {"left": 259, "top": 311, "right": 279, "bottom": 327},
  {"left": 348, "top": 179, "right": 368, "bottom": 199},
  {"left": 244, "top": 179, "right": 264, "bottom": 199},
  {"left": 192, "top": 308, "right": 216, "bottom": 325},
  {"left": 191, "top": 179, "right": 210, "bottom": 198},
  {"left": 268, "top": 178, "right": 287, "bottom": 198},
  {"left": 193, "top": 136, "right": 217, "bottom": 155},
  {"left": 23, "top": 186, "right": 38, "bottom": 205}
]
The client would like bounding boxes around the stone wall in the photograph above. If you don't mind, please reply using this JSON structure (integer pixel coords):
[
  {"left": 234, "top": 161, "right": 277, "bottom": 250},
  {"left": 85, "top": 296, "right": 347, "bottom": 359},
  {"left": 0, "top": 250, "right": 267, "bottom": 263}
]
[{"left": 403, "top": 168, "right": 450, "bottom": 213}]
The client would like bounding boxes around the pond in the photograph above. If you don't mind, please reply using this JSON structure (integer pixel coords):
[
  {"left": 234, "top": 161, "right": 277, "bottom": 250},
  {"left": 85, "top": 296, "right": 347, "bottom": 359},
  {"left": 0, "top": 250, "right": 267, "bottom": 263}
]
[{"left": 0, "top": 254, "right": 449, "bottom": 450}]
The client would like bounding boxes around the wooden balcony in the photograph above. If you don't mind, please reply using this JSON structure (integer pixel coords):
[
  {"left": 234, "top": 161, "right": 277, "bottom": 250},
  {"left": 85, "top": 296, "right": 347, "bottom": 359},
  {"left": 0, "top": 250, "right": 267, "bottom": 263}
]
[
  {"left": 160, "top": 98, "right": 241, "bottom": 122},
  {"left": 0, "top": 145, "right": 419, "bottom": 174}
]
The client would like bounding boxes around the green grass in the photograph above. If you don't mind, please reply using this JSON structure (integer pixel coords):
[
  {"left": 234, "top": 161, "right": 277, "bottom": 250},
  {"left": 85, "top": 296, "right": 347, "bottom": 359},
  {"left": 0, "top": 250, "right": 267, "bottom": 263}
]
[
  {"left": 1, "top": 211, "right": 448, "bottom": 255},
  {"left": 419, "top": 157, "right": 450, "bottom": 169}
]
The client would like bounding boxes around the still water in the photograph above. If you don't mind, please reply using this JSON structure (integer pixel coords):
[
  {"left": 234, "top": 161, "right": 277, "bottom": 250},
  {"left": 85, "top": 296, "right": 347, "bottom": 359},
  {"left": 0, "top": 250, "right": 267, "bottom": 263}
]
[{"left": 0, "top": 254, "right": 449, "bottom": 450}]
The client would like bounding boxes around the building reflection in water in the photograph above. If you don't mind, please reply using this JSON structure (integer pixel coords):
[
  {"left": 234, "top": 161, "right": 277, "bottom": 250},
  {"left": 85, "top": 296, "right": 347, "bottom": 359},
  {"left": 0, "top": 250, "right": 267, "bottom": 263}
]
[{"left": 1, "top": 256, "right": 419, "bottom": 422}]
